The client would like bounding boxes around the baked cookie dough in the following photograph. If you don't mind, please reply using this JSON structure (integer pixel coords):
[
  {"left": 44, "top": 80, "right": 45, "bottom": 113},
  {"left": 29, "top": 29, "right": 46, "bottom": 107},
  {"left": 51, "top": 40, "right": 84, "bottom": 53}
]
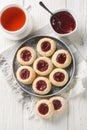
[
  {"left": 52, "top": 49, "right": 72, "bottom": 68},
  {"left": 37, "top": 38, "right": 56, "bottom": 57},
  {"left": 16, "top": 66, "right": 36, "bottom": 85},
  {"left": 32, "top": 77, "right": 51, "bottom": 95},
  {"left": 36, "top": 99, "right": 54, "bottom": 118},
  {"left": 17, "top": 46, "right": 36, "bottom": 65},
  {"left": 49, "top": 68, "right": 68, "bottom": 87},
  {"left": 33, "top": 57, "right": 53, "bottom": 76},
  {"left": 49, "top": 96, "right": 66, "bottom": 113}
]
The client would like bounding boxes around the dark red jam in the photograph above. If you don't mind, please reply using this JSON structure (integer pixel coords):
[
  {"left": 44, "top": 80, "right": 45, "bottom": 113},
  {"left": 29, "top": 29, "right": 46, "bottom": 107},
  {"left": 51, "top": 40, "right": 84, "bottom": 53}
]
[
  {"left": 38, "top": 103, "right": 49, "bottom": 115},
  {"left": 56, "top": 53, "right": 66, "bottom": 64},
  {"left": 41, "top": 41, "right": 51, "bottom": 52},
  {"left": 20, "top": 49, "right": 32, "bottom": 61},
  {"left": 52, "top": 99, "right": 62, "bottom": 110},
  {"left": 51, "top": 11, "right": 76, "bottom": 34},
  {"left": 36, "top": 80, "right": 47, "bottom": 91},
  {"left": 20, "top": 69, "right": 30, "bottom": 80},
  {"left": 53, "top": 72, "right": 65, "bottom": 82},
  {"left": 37, "top": 60, "right": 48, "bottom": 72}
]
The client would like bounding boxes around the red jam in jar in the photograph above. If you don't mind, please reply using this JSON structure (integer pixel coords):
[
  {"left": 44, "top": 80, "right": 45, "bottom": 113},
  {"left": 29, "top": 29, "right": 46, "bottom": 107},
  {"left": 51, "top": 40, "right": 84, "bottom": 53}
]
[
  {"left": 20, "top": 49, "right": 32, "bottom": 61},
  {"left": 41, "top": 41, "right": 51, "bottom": 52},
  {"left": 37, "top": 60, "right": 48, "bottom": 72},
  {"left": 20, "top": 69, "right": 30, "bottom": 80},
  {"left": 53, "top": 72, "right": 65, "bottom": 82},
  {"left": 52, "top": 99, "right": 62, "bottom": 110},
  {"left": 51, "top": 11, "right": 76, "bottom": 34},
  {"left": 38, "top": 103, "right": 49, "bottom": 115},
  {"left": 36, "top": 80, "right": 47, "bottom": 91},
  {"left": 56, "top": 53, "right": 66, "bottom": 64}
]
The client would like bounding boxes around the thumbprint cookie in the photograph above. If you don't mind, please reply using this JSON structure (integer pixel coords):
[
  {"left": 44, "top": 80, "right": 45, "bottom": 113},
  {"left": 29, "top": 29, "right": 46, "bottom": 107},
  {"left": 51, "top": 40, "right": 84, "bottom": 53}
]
[
  {"left": 49, "top": 96, "right": 66, "bottom": 114},
  {"left": 37, "top": 38, "right": 56, "bottom": 57},
  {"left": 36, "top": 99, "right": 54, "bottom": 118},
  {"left": 33, "top": 57, "right": 53, "bottom": 76},
  {"left": 16, "top": 66, "right": 36, "bottom": 85},
  {"left": 32, "top": 77, "right": 51, "bottom": 95},
  {"left": 17, "top": 46, "right": 36, "bottom": 65},
  {"left": 49, "top": 68, "right": 68, "bottom": 87},
  {"left": 52, "top": 49, "right": 72, "bottom": 68}
]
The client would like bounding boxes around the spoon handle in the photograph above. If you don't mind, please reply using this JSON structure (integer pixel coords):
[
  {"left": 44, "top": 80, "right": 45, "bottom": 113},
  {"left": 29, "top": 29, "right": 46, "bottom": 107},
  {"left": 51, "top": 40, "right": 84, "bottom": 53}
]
[
  {"left": 39, "top": 1, "right": 53, "bottom": 16},
  {"left": 39, "top": 1, "right": 68, "bottom": 33}
]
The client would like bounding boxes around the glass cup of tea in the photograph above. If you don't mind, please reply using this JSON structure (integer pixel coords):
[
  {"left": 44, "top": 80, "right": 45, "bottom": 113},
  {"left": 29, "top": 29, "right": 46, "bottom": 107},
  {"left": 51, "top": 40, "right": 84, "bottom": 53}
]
[
  {"left": 50, "top": 9, "right": 78, "bottom": 37},
  {"left": 0, "top": 4, "right": 32, "bottom": 39}
]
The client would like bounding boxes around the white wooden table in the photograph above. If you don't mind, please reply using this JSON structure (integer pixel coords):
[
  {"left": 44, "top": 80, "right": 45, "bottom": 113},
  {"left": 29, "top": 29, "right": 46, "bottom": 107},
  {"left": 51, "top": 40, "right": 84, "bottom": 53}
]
[{"left": 0, "top": 0, "right": 87, "bottom": 130}]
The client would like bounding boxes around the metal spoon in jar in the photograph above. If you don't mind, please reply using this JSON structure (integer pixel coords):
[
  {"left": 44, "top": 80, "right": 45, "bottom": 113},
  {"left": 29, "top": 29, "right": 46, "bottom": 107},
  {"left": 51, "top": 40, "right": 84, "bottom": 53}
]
[{"left": 39, "top": 1, "right": 69, "bottom": 33}]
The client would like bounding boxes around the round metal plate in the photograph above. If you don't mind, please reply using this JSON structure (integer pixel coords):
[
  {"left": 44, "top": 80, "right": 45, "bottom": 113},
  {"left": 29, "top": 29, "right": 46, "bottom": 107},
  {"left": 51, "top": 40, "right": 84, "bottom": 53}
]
[{"left": 12, "top": 36, "right": 75, "bottom": 98}]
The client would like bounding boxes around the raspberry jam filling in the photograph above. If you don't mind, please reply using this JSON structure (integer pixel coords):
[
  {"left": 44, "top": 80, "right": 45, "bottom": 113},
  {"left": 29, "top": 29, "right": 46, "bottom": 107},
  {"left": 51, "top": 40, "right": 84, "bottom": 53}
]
[
  {"left": 20, "top": 69, "right": 30, "bottom": 80},
  {"left": 51, "top": 11, "right": 76, "bottom": 34},
  {"left": 56, "top": 53, "right": 66, "bottom": 64},
  {"left": 37, "top": 60, "right": 48, "bottom": 72},
  {"left": 36, "top": 80, "right": 47, "bottom": 91},
  {"left": 20, "top": 49, "right": 32, "bottom": 61},
  {"left": 52, "top": 99, "right": 62, "bottom": 110},
  {"left": 41, "top": 41, "right": 51, "bottom": 52},
  {"left": 38, "top": 103, "right": 49, "bottom": 115},
  {"left": 53, "top": 72, "right": 65, "bottom": 82}
]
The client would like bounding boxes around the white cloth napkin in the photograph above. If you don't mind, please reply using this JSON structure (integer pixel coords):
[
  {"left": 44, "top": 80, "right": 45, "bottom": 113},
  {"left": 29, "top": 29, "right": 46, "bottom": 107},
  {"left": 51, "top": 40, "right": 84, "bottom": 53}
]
[{"left": 0, "top": 25, "right": 87, "bottom": 119}]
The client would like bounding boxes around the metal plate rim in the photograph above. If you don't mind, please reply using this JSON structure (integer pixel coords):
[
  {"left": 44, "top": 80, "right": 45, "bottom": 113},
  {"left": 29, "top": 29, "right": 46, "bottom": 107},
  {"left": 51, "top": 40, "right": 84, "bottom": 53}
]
[{"left": 12, "top": 35, "right": 75, "bottom": 98}]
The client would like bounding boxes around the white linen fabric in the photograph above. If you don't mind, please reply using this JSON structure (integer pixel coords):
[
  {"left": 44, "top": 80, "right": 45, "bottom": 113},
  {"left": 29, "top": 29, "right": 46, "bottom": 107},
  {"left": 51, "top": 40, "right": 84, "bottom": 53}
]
[{"left": 0, "top": 24, "right": 87, "bottom": 119}]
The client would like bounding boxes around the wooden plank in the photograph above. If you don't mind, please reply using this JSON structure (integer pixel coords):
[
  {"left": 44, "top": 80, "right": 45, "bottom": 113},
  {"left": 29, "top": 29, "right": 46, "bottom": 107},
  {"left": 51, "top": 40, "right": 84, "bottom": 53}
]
[
  {"left": 0, "top": 72, "right": 23, "bottom": 130},
  {"left": 23, "top": 1, "right": 68, "bottom": 130},
  {"left": 68, "top": 96, "right": 87, "bottom": 130},
  {"left": 66, "top": 0, "right": 87, "bottom": 130},
  {"left": 0, "top": 0, "right": 87, "bottom": 130},
  {"left": 0, "top": 1, "right": 24, "bottom": 130},
  {"left": 66, "top": 0, "right": 87, "bottom": 58}
]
